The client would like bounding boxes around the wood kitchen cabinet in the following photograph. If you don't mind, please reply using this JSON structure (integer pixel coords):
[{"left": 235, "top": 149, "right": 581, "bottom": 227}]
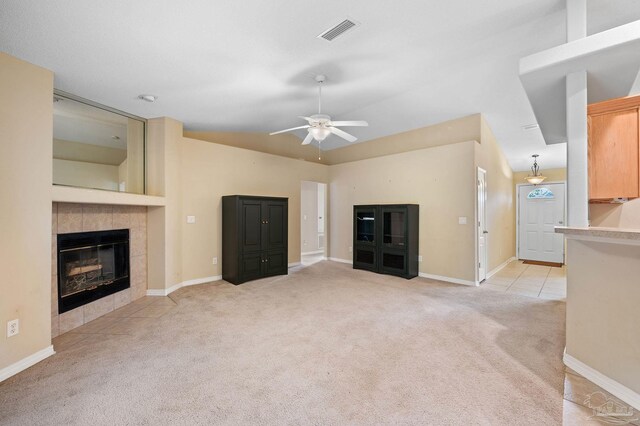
[
  {"left": 222, "top": 195, "right": 288, "bottom": 284},
  {"left": 588, "top": 95, "right": 640, "bottom": 202}
]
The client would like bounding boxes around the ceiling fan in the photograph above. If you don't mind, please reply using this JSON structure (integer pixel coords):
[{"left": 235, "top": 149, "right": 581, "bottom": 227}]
[{"left": 270, "top": 75, "right": 368, "bottom": 145}]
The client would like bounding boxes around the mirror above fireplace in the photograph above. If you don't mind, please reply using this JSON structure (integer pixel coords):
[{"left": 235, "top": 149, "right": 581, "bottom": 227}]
[{"left": 52, "top": 91, "right": 146, "bottom": 195}]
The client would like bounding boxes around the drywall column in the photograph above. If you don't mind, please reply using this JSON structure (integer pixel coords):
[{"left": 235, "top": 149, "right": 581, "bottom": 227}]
[
  {"left": 566, "top": 0, "right": 589, "bottom": 227},
  {"left": 566, "top": 0, "right": 586, "bottom": 41},
  {"left": 146, "top": 117, "right": 183, "bottom": 292},
  {"left": 0, "top": 53, "right": 54, "bottom": 378},
  {"left": 566, "top": 72, "right": 589, "bottom": 227}
]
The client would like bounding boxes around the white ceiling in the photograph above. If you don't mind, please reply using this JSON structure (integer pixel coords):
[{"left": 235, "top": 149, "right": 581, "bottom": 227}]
[{"left": 2, "top": 1, "right": 640, "bottom": 171}]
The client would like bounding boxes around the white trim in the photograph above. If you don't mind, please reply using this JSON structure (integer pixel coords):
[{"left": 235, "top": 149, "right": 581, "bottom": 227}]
[
  {"left": 564, "top": 351, "right": 640, "bottom": 410},
  {"left": 288, "top": 262, "right": 301, "bottom": 268},
  {"left": 0, "top": 345, "right": 55, "bottom": 382},
  {"left": 476, "top": 167, "right": 488, "bottom": 283},
  {"left": 301, "top": 250, "right": 324, "bottom": 256},
  {"left": 419, "top": 272, "right": 478, "bottom": 287},
  {"left": 146, "top": 275, "right": 222, "bottom": 296},
  {"left": 487, "top": 257, "right": 516, "bottom": 279},
  {"left": 328, "top": 257, "right": 353, "bottom": 265}
]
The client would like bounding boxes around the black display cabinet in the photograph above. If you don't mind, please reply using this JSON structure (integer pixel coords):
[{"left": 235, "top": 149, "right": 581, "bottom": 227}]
[
  {"left": 353, "top": 204, "right": 419, "bottom": 279},
  {"left": 222, "top": 195, "right": 288, "bottom": 284}
]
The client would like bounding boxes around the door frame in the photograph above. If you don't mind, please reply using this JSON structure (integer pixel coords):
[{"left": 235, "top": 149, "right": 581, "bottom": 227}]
[
  {"left": 515, "top": 180, "right": 567, "bottom": 261},
  {"left": 475, "top": 167, "right": 488, "bottom": 284}
]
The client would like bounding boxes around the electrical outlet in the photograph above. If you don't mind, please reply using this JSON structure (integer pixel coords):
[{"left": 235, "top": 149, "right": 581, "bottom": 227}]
[
  {"left": 212, "top": 257, "right": 218, "bottom": 265},
  {"left": 186, "top": 215, "right": 196, "bottom": 224},
  {"left": 348, "top": 246, "right": 353, "bottom": 253},
  {"left": 7, "top": 319, "right": 19, "bottom": 338},
  {"left": 418, "top": 255, "right": 423, "bottom": 262}
]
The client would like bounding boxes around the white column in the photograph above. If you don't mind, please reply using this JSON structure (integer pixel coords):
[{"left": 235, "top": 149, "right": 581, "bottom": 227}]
[
  {"left": 565, "top": 0, "right": 589, "bottom": 227},
  {"left": 566, "top": 71, "right": 589, "bottom": 227},
  {"left": 566, "top": 0, "right": 587, "bottom": 42}
]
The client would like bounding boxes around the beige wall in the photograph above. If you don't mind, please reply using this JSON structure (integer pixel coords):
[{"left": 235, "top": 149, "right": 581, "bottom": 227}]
[
  {"left": 590, "top": 199, "right": 640, "bottom": 228},
  {"left": 0, "top": 53, "right": 53, "bottom": 371},
  {"left": 301, "top": 181, "right": 322, "bottom": 253},
  {"left": 179, "top": 137, "right": 329, "bottom": 282},
  {"left": 184, "top": 131, "right": 325, "bottom": 164},
  {"left": 329, "top": 141, "right": 478, "bottom": 282},
  {"left": 53, "top": 158, "right": 119, "bottom": 191},
  {"left": 476, "top": 117, "right": 516, "bottom": 272},
  {"left": 566, "top": 239, "right": 640, "bottom": 395},
  {"left": 323, "top": 114, "right": 482, "bottom": 165},
  {"left": 146, "top": 118, "right": 184, "bottom": 291}
]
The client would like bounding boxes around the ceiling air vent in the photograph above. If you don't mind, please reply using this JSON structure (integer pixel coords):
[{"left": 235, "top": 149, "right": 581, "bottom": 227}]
[{"left": 317, "top": 19, "right": 359, "bottom": 41}]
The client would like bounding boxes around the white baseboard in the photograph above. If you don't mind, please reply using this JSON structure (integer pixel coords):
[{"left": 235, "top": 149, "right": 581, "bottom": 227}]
[
  {"left": 288, "top": 262, "right": 301, "bottom": 268},
  {"left": 419, "top": 272, "right": 478, "bottom": 286},
  {"left": 487, "top": 256, "right": 516, "bottom": 279},
  {"left": 0, "top": 345, "right": 55, "bottom": 382},
  {"left": 147, "top": 275, "right": 222, "bottom": 297},
  {"left": 328, "top": 257, "right": 353, "bottom": 265},
  {"left": 564, "top": 351, "right": 640, "bottom": 410},
  {"left": 301, "top": 250, "right": 324, "bottom": 256}
]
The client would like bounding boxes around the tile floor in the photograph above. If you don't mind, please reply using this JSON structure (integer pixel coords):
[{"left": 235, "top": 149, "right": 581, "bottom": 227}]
[
  {"left": 480, "top": 260, "right": 566, "bottom": 300},
  {"left": 52, "top": 295, "right": 177, "bottom": 352}
]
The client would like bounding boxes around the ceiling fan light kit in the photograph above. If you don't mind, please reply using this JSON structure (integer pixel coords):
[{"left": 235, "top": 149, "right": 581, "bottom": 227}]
[{"left": 270, "top": 74, "right": 368, "bottom": 146}]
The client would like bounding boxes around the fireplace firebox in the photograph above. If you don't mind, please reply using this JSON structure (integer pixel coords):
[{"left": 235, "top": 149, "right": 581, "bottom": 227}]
[{"left": 57, "top": 229, "right": 130, "bottom": 314}]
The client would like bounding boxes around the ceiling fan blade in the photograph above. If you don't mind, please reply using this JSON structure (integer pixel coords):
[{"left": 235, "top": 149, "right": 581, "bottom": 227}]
[
  {"left": 298, "top": 116, "right": 316, "bottom": 122},
  {"left": 269, "top": 125, "right": 310, "bottom": 136},
  {"left": 329, "top": 120, "right": 368, "bottom": 127},
  {"left": 301, "top": 132, "right": 314, "bottom": 145},
  {"left": 330, "top": 127, "right": 357, "bottom": 142}
]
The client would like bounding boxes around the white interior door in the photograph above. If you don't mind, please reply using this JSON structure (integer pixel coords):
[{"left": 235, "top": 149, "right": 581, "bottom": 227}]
[
  {"left": 477, "top": 168, "right": 487, "bottom": 282},
  {"left": 518, "top": 183, "right": 565, "bottom": 263}
]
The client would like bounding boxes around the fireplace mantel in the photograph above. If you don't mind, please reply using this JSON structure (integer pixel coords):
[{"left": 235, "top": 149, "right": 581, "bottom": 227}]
[{"left": 53, "top": 185, "right": 165, "bottom": 207}]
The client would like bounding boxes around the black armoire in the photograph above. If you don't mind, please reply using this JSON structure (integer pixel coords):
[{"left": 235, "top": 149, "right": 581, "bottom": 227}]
[
  {"left": 353, "top": 204, "right": 419, "bottom": 279},
  {"left": 222, "top": 195, "right": 288, "bottom": 284}
]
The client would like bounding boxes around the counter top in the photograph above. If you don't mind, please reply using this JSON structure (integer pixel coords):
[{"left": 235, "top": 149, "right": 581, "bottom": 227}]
[{"left": 555, "top": 226, "right": 640, "bottom": 243}]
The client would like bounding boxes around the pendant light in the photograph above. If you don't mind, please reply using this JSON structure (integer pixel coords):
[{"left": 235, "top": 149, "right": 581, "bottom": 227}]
[{"left": 525, "top": 154, "right": 546, "bottom": 185}]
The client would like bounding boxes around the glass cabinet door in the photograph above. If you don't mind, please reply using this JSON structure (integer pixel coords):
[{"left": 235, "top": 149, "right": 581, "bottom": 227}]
[
  {"left": 356, "top": 209, "right": 376, "bottom": 243},
  {"left": 382, "top": 209, "right": 406, "bottom": 247}
]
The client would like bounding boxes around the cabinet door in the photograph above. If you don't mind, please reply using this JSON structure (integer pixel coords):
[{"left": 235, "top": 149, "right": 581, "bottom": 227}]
[
  {"left": 263, "top": 201, "right": 287, "bottom": 251},
  {"left": 380, "top": 249, "right": 407, "bottom": 277},
  {"left": 239, "top": 252, "right": 263, "bottom": 283},
  {"left": 241, "top": 200, "right": 263, "bottom": 253},
  {"left": 264, "top": 250, "right": 287, "bottom": 276},
  {"left": 354, "top": 247, "right": 377, "bottom": 271},
  {"left": 381, "top": 206, "right": 407, "bottom": 249},
  {"left": 354, "top": 206, "right": 376, "bottom": 246},
  {"left": 588, "top": 109, "right": 639, "bottom": 199}
]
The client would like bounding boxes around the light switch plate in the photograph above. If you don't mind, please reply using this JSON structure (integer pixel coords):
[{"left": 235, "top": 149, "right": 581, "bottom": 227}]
[
  {"left": 186, "top": 215, "right": 196, "bottom": 224},
  {"left": 458, "top": 217, "right": 467, "bottom": 225}
]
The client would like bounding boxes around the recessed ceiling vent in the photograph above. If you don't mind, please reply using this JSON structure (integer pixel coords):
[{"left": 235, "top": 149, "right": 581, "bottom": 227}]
[{"left": 317, "top": 19, "right": 359, "bottom": 41}]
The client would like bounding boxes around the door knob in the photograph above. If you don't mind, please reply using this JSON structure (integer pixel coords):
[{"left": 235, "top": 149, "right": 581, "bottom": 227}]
[
  {"left": 483, "top": 230, "right": 489, "bottom": 234},
  {"left": 558, "top": 221, "right": 564, "bottom": 224}
]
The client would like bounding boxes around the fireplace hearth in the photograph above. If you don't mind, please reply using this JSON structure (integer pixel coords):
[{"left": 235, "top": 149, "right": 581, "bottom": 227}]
[{"left": 57, "top": 229, "right": 130, "bottom": 314}]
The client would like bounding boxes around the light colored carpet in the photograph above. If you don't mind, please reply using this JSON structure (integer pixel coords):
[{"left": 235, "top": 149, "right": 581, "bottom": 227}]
[{"left": 0, "top": 261, "right": 566, "bottom": 425}]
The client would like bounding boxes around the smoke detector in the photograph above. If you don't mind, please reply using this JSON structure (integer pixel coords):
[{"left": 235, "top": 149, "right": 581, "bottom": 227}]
[{"left": 137, "top": 94, "right": 157, "bottom": 103}]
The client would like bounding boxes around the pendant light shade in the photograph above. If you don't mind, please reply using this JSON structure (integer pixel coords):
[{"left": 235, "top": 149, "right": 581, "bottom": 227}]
[{"left": 525, "top": 154, "right": 546, "bottom": 185}]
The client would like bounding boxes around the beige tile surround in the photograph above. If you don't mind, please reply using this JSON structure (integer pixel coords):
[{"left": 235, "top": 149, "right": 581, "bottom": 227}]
[{"left": 51, "top": 203, "right": 148, "bottom": 337}]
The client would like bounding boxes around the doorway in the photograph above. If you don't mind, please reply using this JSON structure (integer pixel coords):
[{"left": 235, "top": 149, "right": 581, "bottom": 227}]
[
  {"left": 477, "top": 168, "right": 488, "bottom": 283},
  {"left": 517, "top": 182, "right": 566, "bottom": 264},
  {"left": 300, "top": 181, "right": 327, "bottom": 266}
]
